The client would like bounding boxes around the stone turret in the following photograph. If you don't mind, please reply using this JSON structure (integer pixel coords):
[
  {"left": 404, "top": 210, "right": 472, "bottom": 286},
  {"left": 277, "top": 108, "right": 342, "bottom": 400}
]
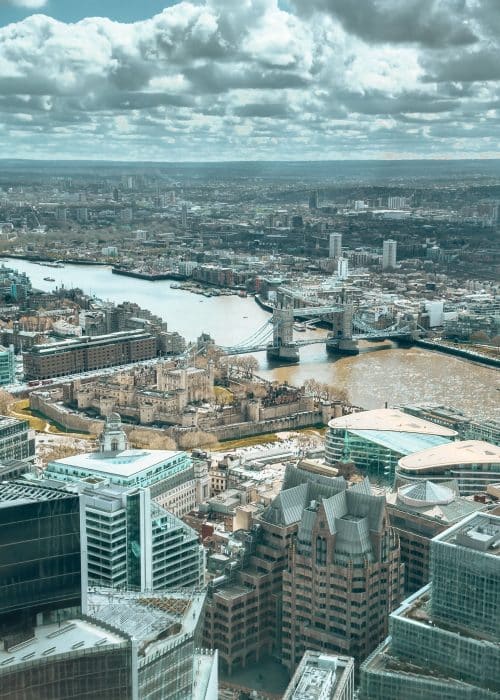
[{"left": 99, "top": 412, "right": 128, "bottom": 453}]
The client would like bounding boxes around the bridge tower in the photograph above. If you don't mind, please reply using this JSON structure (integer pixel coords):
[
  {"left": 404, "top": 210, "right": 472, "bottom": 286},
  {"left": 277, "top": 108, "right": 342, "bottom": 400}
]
[
  {"left": 325, "top": 304, "right": 359, "bottom": 355},
  {"left": 267, "top": 307, "right": 299, "bottom": 363}
]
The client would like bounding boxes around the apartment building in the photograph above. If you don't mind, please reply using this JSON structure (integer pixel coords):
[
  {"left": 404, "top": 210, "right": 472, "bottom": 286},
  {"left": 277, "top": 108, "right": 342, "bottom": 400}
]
[{"left": 23, "top": 329, "right": 158, "bottom": 380}]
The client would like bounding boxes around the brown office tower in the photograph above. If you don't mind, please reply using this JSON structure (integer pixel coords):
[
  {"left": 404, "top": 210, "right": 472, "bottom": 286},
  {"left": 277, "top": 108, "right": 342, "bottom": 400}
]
[
  {"left": 204, "top": 466, "right": 349, "bottom": 675},
  {"left": 282, "top": 478, "right": 403, "bottom": 670}
]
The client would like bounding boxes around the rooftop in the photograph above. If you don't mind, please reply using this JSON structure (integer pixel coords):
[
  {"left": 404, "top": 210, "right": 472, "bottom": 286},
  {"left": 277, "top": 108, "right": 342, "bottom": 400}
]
[
  {"left": 398, "top": 440, "right": 500, "bottom": 473},
  {"left": 434, "top": 512, "right": 500, "bottom": 557},
  {"left": 350, "top": 428, "right": 451, "bottom": 456},
  {"left": 0, "top": 619, "right": 126, "bottom": 670},
  {"left": 48, "top": 447, "right": 187, "bottom": 479},
  {"left": 329, "top": 408, "right": 457, "bottom": 437}
]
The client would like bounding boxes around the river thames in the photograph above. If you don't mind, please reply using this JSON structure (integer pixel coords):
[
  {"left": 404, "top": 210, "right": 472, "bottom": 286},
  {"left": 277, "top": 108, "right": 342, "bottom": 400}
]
[{"left": 3, "top": 258, "right": 498, "bottom": 420}]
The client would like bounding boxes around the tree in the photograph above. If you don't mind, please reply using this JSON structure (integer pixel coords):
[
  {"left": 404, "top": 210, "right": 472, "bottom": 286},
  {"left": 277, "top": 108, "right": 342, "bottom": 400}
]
[
  {"left": 128, "top": 428, "right": 177, "bottom": 450},
  {"left": 41, "top": 443, "right": 79, "bottom": 465},
  {"left": 0, "top": 390, "right": 13, "bottom": 415},
  {"left": 177, "top": 430, "right": 219, "bottom": 450}
]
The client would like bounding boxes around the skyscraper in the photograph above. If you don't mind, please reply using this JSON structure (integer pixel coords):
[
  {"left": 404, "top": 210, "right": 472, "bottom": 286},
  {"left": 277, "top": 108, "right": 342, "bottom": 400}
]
[
  {"left": 382, "top": 239, "right": 397, "bottom": 270},
  {"left": 309, "top": 190, "right": 319, "bottom": 210},
  {"left": 329, "top": 232, "right": 342, "bottom": 259},
  {"left": 360, "top": 512, "right": 500, "bottom": 699}
]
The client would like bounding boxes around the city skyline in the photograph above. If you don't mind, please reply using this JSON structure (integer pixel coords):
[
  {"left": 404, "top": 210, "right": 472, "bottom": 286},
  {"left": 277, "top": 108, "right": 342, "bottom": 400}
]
[{"left": 1, "top": 1, "right": 500, "bottom": 161}]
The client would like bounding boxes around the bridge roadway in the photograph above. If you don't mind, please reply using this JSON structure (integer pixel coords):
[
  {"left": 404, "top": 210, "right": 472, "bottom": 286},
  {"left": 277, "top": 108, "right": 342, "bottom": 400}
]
[{"left": 224, "top": 329, "right": 413, "bottom": 355}]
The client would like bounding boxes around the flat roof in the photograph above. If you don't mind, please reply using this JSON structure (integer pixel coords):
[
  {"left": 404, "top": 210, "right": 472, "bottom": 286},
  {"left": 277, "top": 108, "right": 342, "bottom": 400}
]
[
  {"left": 329, "top": 409, "right": 457, "bottom": 437},
  {"left": 398, "top": 440, "right": 500, "bottom": 473},
  {"left": 49, "top": 448, "right": 187, "bottom": 479},
  {"left": 0, "top": 619, "right": 126, "bottom": 669}
]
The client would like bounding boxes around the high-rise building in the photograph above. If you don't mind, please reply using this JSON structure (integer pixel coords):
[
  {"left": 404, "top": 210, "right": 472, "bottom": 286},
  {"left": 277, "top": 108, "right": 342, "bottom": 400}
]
[
  {"left": 181, "top": 202, "right": 188, "bottom": 228},
  {"left": 337, "top": 258, "right": 349, "bottom": 280},
  {"left": 382, "top": 239, "right": 397, "bottom": 270},
  {"left": 309, "top": 190, "right": 319, "bottom": 210},
  {"left": 329, "top": 232, "right": 342, "bottom": 259},
  {"left": 283, "top": 652, "right": 355, "bottom": 700},
  {"left": 204, "top": 464, "right": 403, "bottom": 675},
  {"left": 282, "top": 477, "right": 403, "bottom": 669},
  {"left": 0, "top": 480, "right": 84, "bottom": 631},
  {"left": 46, "top": 476, "right": 205, "bottom": 591},
  {"left": 0, "top": 416, "right": 36, "bottom": 463},
  {"left": 360, "top": 512, "right": 500, "bottom": 699},
  {"left": 0, "top": 344, "right": 15, "bottom": 385}
]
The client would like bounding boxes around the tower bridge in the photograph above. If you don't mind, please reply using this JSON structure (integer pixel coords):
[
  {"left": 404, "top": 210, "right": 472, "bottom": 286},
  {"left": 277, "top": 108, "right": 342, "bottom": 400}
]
[{"left": 223, "top": 303, "right": 421, "bottom": 363}]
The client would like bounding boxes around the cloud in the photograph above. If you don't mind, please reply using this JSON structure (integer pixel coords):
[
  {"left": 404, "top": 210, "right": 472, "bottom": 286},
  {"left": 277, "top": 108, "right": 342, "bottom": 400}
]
[
  {"left": 0, "top": 0, "right": 499, "bottom": 159},
  {"left": 1, "top": 0, "right": 47, "bottom": 7},
  {"left": 291, "top": 0, "right": 477, "bottom": 48}
]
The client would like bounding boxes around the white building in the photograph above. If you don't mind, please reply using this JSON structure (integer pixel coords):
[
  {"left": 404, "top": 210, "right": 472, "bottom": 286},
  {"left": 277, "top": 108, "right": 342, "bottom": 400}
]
[
  {"left": 337, "top": 258, "right": 349, "bottom": 280},
  {"left": 382, "top": 239, "right": 397, "bottom": 270},
  {"left": 46, "top": 413, "right": 209, "bottom": 516},
  {"left": 283, "top": 651, "right": 355, "bottom": 700}
]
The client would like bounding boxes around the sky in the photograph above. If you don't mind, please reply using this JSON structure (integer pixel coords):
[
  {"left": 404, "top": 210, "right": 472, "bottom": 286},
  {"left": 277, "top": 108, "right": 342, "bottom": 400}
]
[{"left": 1, "top": 0, "right": 500, "bottom": 161}]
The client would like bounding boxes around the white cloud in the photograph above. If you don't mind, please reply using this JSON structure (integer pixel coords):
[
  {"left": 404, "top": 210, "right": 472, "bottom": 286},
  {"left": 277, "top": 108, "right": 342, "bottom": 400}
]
[
  {"left": 0, "top": 0, "right": 498, "bottom": 159},
  {"left": 2, "top": 0, "right": 48, "bottom": 8}
]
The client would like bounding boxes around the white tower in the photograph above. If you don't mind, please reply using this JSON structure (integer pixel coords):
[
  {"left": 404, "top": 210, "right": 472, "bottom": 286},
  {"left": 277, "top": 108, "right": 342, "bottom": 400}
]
[{"left": 100, "top": 412, "right": 128, "bottom": 453}]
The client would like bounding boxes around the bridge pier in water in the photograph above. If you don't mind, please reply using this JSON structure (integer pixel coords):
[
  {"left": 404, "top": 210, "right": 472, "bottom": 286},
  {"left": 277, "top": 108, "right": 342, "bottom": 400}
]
[
  {"left": 326, "top": 305, "right": 359, "bottom": 356},
  {"left": 266, "top": 307, "right": 299, "bottom": 363}
]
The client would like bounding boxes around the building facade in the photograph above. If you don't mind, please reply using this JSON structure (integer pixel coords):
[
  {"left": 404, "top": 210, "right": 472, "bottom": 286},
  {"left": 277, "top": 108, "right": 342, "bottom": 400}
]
[
  {"left": 282, "top": 479, "right": 402, "bottom": 669},
  {"left": 23, "top": 329, "right": 158, "bottom": 380},
  {"left": 360, "top": 512, "right": 500, "bottom": 700},
  {"left": 325, "top": 409, "right": 456, "bottom": 480},
  {"left": 0, "top": 416, "right": 36, "bottom": 463},
  {"left": 0, "top": 345, "right": 15, "bottom": 385}
]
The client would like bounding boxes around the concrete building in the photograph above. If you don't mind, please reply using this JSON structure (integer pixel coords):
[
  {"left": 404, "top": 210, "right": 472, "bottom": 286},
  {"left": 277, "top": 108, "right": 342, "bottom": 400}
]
[
  {"left": 329, "top": 232, "right": 342, "bottom": 259},
  {"left": 42, "top": 476, "right": 205, "bottom": 591},
  {"left": 22, "top": 329, "right": 158, "bottom": 380},
  {"left": 0, "top": 479, "right": 216, "bottom": 700},
  {"left": 325, "top": 409, "right": 456, "bottom": 480},
  {"left": 0, "top": 415, "right": 36, "bottom": 463},
  {"left": 45, "top": 413, "right": 208, "bottom": 516},
  {"left": 282, "top": 476, "right": 403, "bottom": 669},
  {"left": 203, "top": 465, "right": 402, "bottom": 675},
  {"left": 0, "top": 344, "right": 15, "bottom": 385},
  {"left": 382, "top": 239, "right": 397, "bottom": 270},
  {"left": 283, "top": 652, "right": 354, "bottom": 700},
  {"left": 386, "top": 480, "right": 486, "bottom": 594},
  {"left": 395, "top": 440, "right": 500, "bottom": 496},
  {"left": 399, "top": 403, "right": 500, "bottom": 445},
  {"left": 360, "top": 512, "right": 500, "bottom": 700}
]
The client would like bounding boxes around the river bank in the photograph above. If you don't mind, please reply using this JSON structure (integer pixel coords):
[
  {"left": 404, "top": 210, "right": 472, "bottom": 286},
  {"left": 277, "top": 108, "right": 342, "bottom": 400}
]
[{"left": 2, "top": 256, "right": 498, "bottom": 420}]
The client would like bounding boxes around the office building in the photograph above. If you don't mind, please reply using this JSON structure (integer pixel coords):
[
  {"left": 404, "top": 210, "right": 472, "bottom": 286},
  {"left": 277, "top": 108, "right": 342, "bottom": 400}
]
[
  {"left": 382, "top": 239, "right": 397, "bottom": 270},
  {"left": 0, "top": 587, "right": 217, "bottom": 700},
  {"left": 283, "top": 652, "right": 354, "bottom": 700},
  {"left": 398, "top": 403, "right": 500, "bottom": 445},
  {"left": 0, "top": 480, "right": 83, "bottom": 631},
  {"left": 0, "top": 477, "right": 215, "bottom": 699},
  {"left": 386, "top": 480, "right": 486, "bottom": 594},
  {"left": 309, "top": 190, "right": 319, "bottom": 210},
  {"left": 23, "top": 329, "right": 158, "bottom": 380},
  {"left": 337, "top": 258, "right": 349, "bottom": 280},
  {"left": 282, "top": 477, "right": 403, "bottom": 668},
  {"left": 0, "top": 416, "right": 36, "bottom": 463},
  {"left": 395, "top": 440, "right": 500, "bottom": 495},
  {"left": 325, "top": 409, "right": 456, "bottom": 480},
  {"left": 204, "top": 465, "right": 402, "bottom": 675},
  {"left": 0, "top": 345, "right": 14, "bottom": 385},
  {"left": 45, "top": 476, "right": 205, "bottom": 591},
  {"left": 360, "top": 512, "right": 500, "bottom": 700},
  {"left": 329, "top": 232, "right": 342, "bottom": 259},
  {"left": 46, "top": 413, "right": 205, "bottom": 516}
]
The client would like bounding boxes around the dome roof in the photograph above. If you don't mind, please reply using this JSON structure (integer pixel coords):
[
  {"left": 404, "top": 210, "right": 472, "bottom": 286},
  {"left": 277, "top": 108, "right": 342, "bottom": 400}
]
[{"left": 398, "top": 481, "right": 455, "bottom": 507}]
